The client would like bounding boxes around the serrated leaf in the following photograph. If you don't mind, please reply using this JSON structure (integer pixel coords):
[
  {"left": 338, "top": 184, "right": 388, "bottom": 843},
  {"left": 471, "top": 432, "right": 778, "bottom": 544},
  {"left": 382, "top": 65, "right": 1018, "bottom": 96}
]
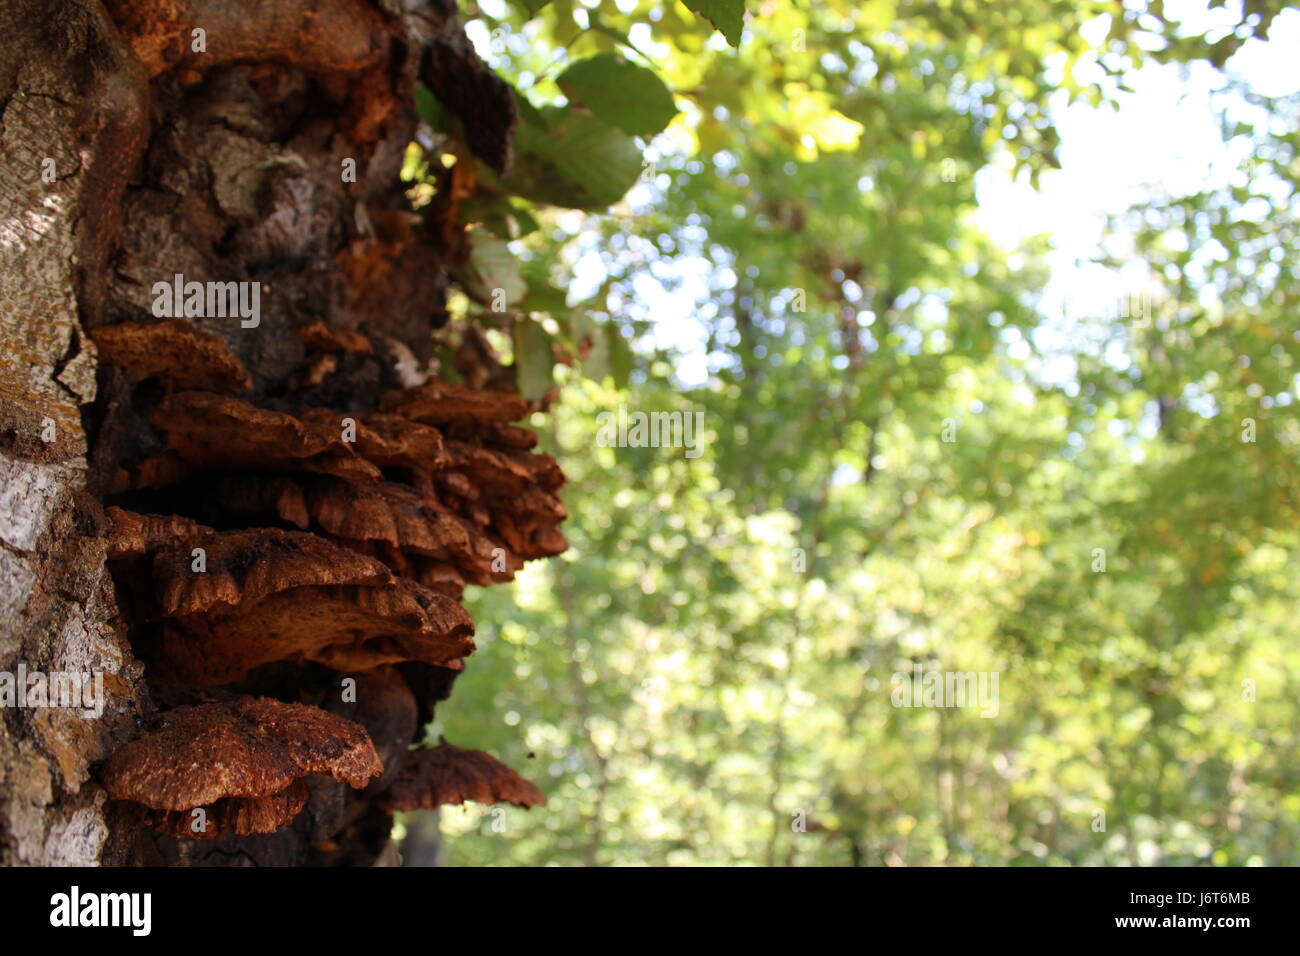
[
  {"left": 682, "top": 0, "right": 745, "bottom": 46},
  {"left": 461, "top": 196, "right": 542, "bottom": 241},
  {"left": 557, "top": 53, "right": 678, "bottom": 137},
  {"left": 506, "top": 107, "right": 645, "bottom": 211},
  {"left": 512, "top": 318, "right": 554, "bottom": 400},
  {"left": 460, "top": 195, "right": 514, "bottom": 239},
  {"left": 517, "top": 273, "right": 572, "bottom": 322},
  {"left": 456, "top": 229, "right": 526, "bottom": 309}
]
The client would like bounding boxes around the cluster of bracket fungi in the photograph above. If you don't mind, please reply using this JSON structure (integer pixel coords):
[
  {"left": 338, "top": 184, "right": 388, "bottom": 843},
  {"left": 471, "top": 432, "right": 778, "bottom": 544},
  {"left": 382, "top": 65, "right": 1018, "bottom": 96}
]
[
  {"left": 93, "top": 319, "right": 556, "bottom": 861},
  {"left": 35, "top": 0, "right": 563, "bottom": 864}
]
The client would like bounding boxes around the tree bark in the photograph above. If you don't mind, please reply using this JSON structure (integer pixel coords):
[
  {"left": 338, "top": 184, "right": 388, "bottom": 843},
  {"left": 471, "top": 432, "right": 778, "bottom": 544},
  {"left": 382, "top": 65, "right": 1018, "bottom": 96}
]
[
  {"left": 0, "top": 0, "right": 151, "bottom": 867},
  {"left": 1, "top": 0, "right": 535, "bottom": 866},
  {"left": 399, "top": 808, "right": 445, "bottom": 867}
]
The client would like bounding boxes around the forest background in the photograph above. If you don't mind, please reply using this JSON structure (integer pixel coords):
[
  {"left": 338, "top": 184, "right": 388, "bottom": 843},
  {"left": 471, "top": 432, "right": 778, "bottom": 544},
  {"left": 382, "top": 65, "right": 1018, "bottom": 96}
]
[{"left": 400, "top": 0, "right": 1300, "bottom": 866}]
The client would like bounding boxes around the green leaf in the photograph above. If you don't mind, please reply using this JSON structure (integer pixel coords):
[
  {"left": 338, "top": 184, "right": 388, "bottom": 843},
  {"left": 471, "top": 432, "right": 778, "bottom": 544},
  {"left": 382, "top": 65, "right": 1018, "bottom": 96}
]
[
  {"left": 569, "top": 313, "right": 633, "bottom": 388},
  {"left": 512, "top": 318, "right": 554, "bottom": 400},
  {"left": 506, "top": 107, "right": 645, "bottom": 210},
  {"left": 682, "top": 0, "right": 745, "bottom": 46},
  {"left": 557, "top": 53, "right": 678, "bottom": 137},
  {"left": 607, "top": 323, "right": 633, "bottom": 388},
  {"left": 576, "top": 311, "right": 608, "bottom": 382},
  {"left": 414, "top": 83, "right": 446, "bottom": 130},
  {"left": 518, "top": 276, "right": 572, "bottom": 321},
  {"left": 460, "top": 195, "right": 514, "bottom": 239},
  {"left": 455, "top": 229, "right": 526, "bottom": 308},
  {"left": 509, "top": 202, "right": 541, "bottom": 238},
  {"left": 461, "top": 196, "right": 542, "bottom": 240},
  {"left": 511, "top": 0, "right": 551, "bottom": 18}
]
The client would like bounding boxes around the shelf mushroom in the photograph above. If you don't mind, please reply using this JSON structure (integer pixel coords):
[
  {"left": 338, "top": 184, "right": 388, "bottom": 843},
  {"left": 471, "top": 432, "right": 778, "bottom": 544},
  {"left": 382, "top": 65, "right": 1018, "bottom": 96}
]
[
  {"left": 89, "top": 319, "right": 253, "bottom": 394},
  {"left": 147, "top": 526, "right": 476, "bottom": 685},
  {"left": 379, "top": 739, "right": 546, "bottom": 812},
  {"left": 101, "top": 697, "right": 383, "bottom": 840}
]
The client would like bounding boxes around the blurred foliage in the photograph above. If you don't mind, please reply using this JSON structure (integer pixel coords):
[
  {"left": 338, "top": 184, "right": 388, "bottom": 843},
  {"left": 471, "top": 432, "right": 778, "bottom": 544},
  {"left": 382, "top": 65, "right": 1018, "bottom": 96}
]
[{"left": 410, "top": 1, "right": 1300, "bottom": 865}]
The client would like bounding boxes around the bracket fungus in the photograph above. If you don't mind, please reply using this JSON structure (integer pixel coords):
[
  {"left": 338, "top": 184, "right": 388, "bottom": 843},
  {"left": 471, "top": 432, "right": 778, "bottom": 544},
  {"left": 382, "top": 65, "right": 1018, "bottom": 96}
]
[
  {"left": 96, "top": 367, "right": 564, "bottom": 856},
  {"left": 379, "top": 739, "right": 546, "bottom": 812},
  {"left": 140, "top": 526, "right": 476, "bottom": 685},
  {"left": 102, "top": 697, "right": 383, "bottom": 840},
  {"left": 296, "top": 321, "right": 373, "bottom": 355},
  {"left": 105, "top": 506, "right": 215, "bottom": 560},
  {"left": 213, "top": 475, "right": 492, "bottom": 589},
  {"left": 378, "top": 379, "right": 528, "bottom": 430},
  {"left": 147, "top": 392, "right": 384, "bottom": 482},
  {"left": 92, "top": 227, "right": 565, "bottom": 858},
  {"left": 325, "top": 667, "right": 418, "bottom": 795},
  {"left": 89, "top": 319, "right": 253, "bottom": 394},
  {"left": 37, "top": 0, "right": 569, "bottom": 865}
]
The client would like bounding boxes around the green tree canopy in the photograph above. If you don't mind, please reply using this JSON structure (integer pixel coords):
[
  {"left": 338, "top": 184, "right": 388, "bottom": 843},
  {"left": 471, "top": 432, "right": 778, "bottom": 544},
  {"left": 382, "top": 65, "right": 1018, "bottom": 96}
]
[{"left": 404, "top": 0, "right": 1300, "bottom": 866}]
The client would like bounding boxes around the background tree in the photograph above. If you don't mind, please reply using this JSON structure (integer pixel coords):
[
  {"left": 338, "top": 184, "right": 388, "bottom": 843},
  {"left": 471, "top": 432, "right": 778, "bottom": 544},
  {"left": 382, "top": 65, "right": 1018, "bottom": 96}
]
[{"left": 428, "top": 0, "right": 1299, "bottom": 866}]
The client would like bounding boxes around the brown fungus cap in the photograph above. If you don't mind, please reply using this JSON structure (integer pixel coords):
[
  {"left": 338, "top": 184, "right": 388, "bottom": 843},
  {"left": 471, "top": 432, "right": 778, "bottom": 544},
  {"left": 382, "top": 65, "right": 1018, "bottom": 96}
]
[
  {"left": 379, "top": 380, "right": 527, "bottom": 428},
  {"left": 148, "top": 393, "right": 454, "bottom": 484},
  {"left": 296, "top": 321, "right": 373, "bottom": 355},
  {"left": 105, "top": 506, "right": 214, "bottom": 560},
  {"left": 300, "top": 479, "right": 471, "bottom": 559},
  {"left": 353, "top": 412, "right": 448, "bottom": 470},
  {"left": 411, "top": 560, "right": 467, "bottom": 600},
  {"left": 141, "top": 779, "right": 310, "bottom": 841},
  {"left": 151, "top": 392, "right": 381, "bottom": 482},
  {"left": 150, "top": 527, "right": 392, "bottom": 617},
  {"left": 211, "top": 475, "right": 516, "bottom": 588},
  {"left": 148, "top": 529, "right": 476, "bottom": 684},
  {"left": 90, "top": 319, "right": 253, "bottom": 394},
  {"left": 159, "top": 595, "right": 473, "bottom": 686},
  {"left": 379, "top": 739, "right": 546, "bottom": 812},
  {"left": 102, "top": 697, "right": 382, "bottom": 813},
  {"left": 110, "top": 449, "right": 194, "bottom": 494},
  {"left": 479, "top": 421, "right": 540, "bottom": 450},
  {"left": 104, "top": 0, "right": 395, "bottom": 81},
  {"left": 212, "top": 475, "right": 312, "bottom": 530}
]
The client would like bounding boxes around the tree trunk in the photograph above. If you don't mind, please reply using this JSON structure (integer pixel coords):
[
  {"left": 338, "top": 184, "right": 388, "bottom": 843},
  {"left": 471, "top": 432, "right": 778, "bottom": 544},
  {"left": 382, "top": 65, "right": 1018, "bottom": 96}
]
[
  {"left": 1, "top": 0, "right": 545, "bottom": 866},
  {"left": 1, "top": 0, "right": 151, "bottom": 867},
  {"left": 399, "top": 808, "right": 445, "bottom": 867}
]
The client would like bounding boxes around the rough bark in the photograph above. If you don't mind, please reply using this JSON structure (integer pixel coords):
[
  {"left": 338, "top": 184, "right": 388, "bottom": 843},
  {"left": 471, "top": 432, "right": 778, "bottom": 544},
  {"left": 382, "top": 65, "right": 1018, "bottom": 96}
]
[
  {"left": 0, "top": 0, "right": 151, "bottom": 867},
  {"left": 1, "top": 0, "right": 551, "bottom": 866}
]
